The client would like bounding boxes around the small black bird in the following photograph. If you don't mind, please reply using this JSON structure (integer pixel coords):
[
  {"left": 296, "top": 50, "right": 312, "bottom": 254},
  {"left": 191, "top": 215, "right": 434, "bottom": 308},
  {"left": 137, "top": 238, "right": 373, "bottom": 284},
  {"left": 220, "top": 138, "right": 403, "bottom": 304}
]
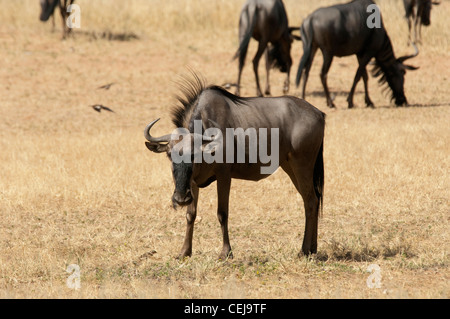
[
  {"left": 97, "top": 82, "right": 115, "bottom": 90},
  {"left": 91, "top": 104, "right": 114, "bottom": 113}
]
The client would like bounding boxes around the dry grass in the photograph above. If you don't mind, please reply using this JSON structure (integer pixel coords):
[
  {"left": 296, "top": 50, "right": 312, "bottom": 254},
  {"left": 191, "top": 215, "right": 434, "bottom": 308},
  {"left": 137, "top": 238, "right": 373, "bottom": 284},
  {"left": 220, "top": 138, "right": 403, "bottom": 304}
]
[{"left": 0, "top": 0, "right": 448, "bottom": 298}]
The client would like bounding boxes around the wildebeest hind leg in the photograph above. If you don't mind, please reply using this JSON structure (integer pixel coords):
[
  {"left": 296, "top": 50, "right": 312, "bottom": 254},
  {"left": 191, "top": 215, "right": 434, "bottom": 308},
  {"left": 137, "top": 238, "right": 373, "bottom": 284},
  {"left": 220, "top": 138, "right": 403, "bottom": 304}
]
[
  {"left": 264, "top": 49, "right": 271, "bottom": 96},
  {"left": 253, "top": 40, "right": 269, "bottom": 97},
  {"left": 301, "top": 45, "right": 318, "bottom": 99},
  {"left": 281, "top": 162, "right": 319, "bottom": 256},
  {"left": 320, "top": 52, "right": 335, "bottom": 108}
]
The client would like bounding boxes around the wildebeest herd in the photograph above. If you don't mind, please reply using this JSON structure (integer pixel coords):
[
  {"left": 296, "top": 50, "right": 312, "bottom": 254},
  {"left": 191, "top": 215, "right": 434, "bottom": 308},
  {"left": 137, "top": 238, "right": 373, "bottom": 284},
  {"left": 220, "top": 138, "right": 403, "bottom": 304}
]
[{"left": 41, "top": 0, "right": 439, "bottom": 260}]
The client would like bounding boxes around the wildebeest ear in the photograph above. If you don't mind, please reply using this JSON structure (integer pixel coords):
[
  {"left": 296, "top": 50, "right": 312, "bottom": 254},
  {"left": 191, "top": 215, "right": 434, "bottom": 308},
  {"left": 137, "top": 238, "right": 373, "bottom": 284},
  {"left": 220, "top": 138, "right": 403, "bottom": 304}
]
[{"left": 145, "top": 141, "right": 169, "bottom": 153}]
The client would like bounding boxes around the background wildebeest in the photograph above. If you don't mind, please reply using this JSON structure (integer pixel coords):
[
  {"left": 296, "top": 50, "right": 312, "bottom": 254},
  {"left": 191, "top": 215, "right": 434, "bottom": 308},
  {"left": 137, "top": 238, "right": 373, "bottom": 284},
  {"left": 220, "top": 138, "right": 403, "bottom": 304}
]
[
  {"left": 144, "top": 75, "right": 325, "bottom": 259},
  {"left": 233, "top": 0, "right": 300, "bottom": 97},
  {"left": 295, "top": 0, "right": 419, "bottom": 108},
  {"left": 403, "top": 0, "right": 440, "bottom": 44},
  {"left": 39, "top": 0, "right": 75, "bottom": 38}
]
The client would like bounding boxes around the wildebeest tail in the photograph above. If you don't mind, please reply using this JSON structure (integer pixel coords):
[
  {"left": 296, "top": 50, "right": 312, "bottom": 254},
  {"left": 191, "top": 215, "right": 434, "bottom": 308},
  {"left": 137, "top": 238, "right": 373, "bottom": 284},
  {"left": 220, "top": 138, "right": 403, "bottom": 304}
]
[
  {"left": 295, "top": 18, "right": 313, "bottom": 87},
  {"left": 232, "top": 6, "right": 258, "bottom": 67},
  {"left": 313, "top": 134, "right": 324, "bottom": 217}
]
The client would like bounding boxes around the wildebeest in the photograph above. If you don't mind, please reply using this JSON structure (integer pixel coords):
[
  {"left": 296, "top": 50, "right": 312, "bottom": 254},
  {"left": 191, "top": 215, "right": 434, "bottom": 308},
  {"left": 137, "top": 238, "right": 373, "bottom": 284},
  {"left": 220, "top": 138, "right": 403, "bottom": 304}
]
[
  {"left": 144, "top": 74, "right": 325, "bottom": 259},
  {"left": 295, "top": 0, "right": 419, "bottom": 108},
  {"left": 403, "top": 0, "right": 440, "bottom": 44},
  {"left": 39, "top": 0, "right": 75, "bottom": 38},
  {"left": 233, "top": 0, "right": 300, "bottom": 97}
]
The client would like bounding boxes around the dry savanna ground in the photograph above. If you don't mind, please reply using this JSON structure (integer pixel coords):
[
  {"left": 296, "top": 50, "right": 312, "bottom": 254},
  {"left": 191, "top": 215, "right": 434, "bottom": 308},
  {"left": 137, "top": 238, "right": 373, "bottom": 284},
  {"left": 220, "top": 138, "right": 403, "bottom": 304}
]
[{"left": 0, "top": 0, "right": 448, "bottom": 298}]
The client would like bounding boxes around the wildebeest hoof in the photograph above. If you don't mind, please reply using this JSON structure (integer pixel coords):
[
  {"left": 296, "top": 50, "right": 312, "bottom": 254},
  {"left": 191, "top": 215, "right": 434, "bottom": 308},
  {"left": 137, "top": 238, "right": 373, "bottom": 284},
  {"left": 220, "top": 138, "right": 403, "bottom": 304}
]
[
  {"left": 218, "top": 250, "right": 233, "bottom": 261},
  {"left": 298, "top": 250, "right": 316, "bottom": 258},
  {"left": 176, "top": 250, "right": 192, "bottom": 260}
]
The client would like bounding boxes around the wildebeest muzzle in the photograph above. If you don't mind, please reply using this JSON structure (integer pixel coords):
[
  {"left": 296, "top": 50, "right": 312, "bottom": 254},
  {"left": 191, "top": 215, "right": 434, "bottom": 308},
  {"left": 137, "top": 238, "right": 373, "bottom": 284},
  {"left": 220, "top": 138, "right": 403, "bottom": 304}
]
[{"left": 172, "top": 189, "right": 193, "bottom": 208}]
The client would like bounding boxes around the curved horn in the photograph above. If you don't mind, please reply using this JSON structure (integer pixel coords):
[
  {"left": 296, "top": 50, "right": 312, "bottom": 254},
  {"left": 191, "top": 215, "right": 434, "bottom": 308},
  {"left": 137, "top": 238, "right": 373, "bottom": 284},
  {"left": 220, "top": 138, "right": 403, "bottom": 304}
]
[
  {"left": 398, "top": 42, "right": 419, "bottom": 63},
  {"left": 144, "top": 118, "right": 172, "bottom": 143}
]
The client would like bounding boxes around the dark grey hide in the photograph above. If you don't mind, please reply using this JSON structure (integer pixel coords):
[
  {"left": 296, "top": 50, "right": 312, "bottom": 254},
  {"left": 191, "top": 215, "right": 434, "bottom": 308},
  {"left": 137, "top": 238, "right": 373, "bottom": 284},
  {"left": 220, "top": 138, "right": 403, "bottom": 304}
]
[
  {"left": 233, "top": 0, "right": 300, "bottom": 97},
  {"left": 144, "top": 76, "right": 325, "bottom": 260},
  {"left": 403, "top": 0, "right": 440, "bottom": 44},
  {"left": 295, "top": 0, "right": 419, "bottom": 108}
]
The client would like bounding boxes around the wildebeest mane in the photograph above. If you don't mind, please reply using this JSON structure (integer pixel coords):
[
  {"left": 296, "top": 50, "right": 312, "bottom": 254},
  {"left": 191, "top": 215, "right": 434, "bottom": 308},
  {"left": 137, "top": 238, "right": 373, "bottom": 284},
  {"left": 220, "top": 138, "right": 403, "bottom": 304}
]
[
  {"left": 171, "top": 72, "right": 206, "bottom": 128},
  {"left": 171, "top": 73, "right": 245, "bottom": 128},
  {"left": 371, "top": 34, "right": 398, "bottom": 101}
]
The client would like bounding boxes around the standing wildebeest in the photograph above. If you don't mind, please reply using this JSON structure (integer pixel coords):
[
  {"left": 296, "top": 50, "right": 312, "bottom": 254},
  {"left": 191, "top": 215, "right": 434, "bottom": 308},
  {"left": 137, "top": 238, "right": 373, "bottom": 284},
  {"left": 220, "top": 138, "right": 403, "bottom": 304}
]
[
  {"left": 234, "top": 0, "right": 300, "bottom": 97},
  {"left": 39, "top": 0, "right": 75, "bottom": 38},
  {"left": 144, "top": 75, "right": 325, "bottom": 259},
  {"left": 295, "top": 0, "right": 419, "bottom": 108},
  {"left": 403, "top": 0, "right": 440, "bottom": 45}
]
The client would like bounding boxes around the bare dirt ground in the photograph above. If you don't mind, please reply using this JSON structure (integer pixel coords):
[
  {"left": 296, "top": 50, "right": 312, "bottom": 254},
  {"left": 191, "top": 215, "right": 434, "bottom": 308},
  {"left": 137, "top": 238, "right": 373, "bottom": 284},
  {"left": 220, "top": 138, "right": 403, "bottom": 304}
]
[{"left": 0, "top": 0, "right": 448, "bottom": 298}]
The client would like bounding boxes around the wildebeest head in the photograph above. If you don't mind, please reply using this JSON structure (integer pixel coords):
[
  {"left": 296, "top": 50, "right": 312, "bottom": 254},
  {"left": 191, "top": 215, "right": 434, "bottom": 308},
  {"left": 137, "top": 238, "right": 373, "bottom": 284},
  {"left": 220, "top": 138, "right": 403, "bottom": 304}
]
[
  {"left": 422, "top": 0, "right": 432, "bottom": 26},
  {"left": 268, "top": 28, "right": 300, "bottom": 73},
  {"left": 39, "top": 0, "right": 58, "bottom": 22},
  {"left": 144, "top": 119, "right": 216, "bottom": 208},
  {"left": 373, "top": 44, "right": 419, "bottom": 106},
  {"left": 421, "top": 0, "right": 441, "bottom": 26},
  {"left": 268, "top": 43, "right": 291, "bottom": 73}
]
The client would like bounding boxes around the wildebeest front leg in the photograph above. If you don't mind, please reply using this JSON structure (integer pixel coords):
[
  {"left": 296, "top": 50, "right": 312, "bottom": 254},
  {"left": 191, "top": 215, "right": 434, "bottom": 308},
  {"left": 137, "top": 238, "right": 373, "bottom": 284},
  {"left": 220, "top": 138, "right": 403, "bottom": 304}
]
[
  {"left": 362, "top": 68, "right": 374, "bottom": 108},
  {"left": 406, "top": 16, "right": 413, "bottom": 45},
  {"left": 413, "top": 15, "right": 421, "bottom": 44},
  {"left": 59, "top": 0, "right": 74, "bottom": 39},
  {"left": 348, "top": 56, "right": 373, "bottom": 108},
  {"left": 59, "top": 0, "right": 69, "bottom": 39},
  {"left": 177, "top": 185, "right": 199, "bottom": 259},
  {"left": 217, "top": 177, "right": 233, "bottom": 260}
]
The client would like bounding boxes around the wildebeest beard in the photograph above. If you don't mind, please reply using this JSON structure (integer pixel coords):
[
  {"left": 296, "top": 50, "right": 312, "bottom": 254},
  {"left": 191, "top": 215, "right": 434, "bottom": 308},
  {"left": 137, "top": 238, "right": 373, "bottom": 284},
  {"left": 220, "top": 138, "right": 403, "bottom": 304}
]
[{"left": 268, "top": 44, "right": 289, "bottom": 73}]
